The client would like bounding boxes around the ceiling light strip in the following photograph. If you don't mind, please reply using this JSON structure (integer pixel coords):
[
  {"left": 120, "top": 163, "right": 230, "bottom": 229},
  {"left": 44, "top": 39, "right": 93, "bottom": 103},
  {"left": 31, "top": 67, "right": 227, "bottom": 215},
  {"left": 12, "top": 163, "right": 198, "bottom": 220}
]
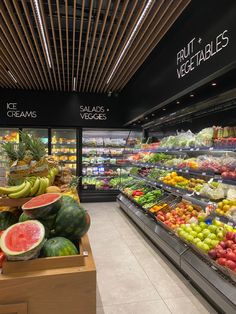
[
  {"left": 21, "top": 1, "right": 50, "bottom": 89},
  {"left": 71, "top": 0, "right": 77, "bottom": 91},
  {"left": 119, "top": 0, "right": 190, "bottom": 90},
  {"left": 95, "top": 0, "right": 129, "bottom": 92},
  {"left": 90, "top": 0, "right": 121, "bottom": 92},
  {"left": 73, "top": 77, "right": 77, "bottom": 91},
  {"left": 56, "top": 0, "right": 65, "bottom": 90},
  {"left": 99, "top": 0, "right": 142, "bottom": 92},
  {"left": 33, "top": 0, "right": 51, "bottom": 68},
  {"left": 7, "top": 70, "right": 17, "bottom": 83},
  {"left": 106, "top": 0, "right": 154, "bottom": 85}
]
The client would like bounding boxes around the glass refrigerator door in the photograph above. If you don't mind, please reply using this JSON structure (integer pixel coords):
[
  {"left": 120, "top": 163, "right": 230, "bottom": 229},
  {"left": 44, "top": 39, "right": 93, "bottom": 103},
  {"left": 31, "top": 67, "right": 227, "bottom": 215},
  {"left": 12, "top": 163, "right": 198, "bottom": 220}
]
[
  {"left": 23, "top": 128, "right": 49, "bottom": 154},
  {"left": 51, "top": 129, "right": 77, "bottom": 173}
]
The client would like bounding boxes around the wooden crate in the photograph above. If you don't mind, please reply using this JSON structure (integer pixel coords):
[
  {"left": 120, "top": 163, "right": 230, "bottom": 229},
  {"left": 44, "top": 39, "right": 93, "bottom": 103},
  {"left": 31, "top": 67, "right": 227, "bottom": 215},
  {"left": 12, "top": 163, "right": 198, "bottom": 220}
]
[{"left": 0, "top": 235, "right": 96, "bottom": 314}]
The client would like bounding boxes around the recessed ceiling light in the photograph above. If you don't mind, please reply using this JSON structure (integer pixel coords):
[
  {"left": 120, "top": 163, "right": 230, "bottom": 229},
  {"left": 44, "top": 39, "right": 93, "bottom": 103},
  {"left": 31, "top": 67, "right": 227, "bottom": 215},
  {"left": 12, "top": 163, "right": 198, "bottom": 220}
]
[
  {"left": 190, "top": 94, "right": 194, "bottom": 97},
  {"left": 106, "top": 0, "right": 154, "bottom": 84},
  {"left": 33, "top": 0, "right": 52, "bottom": 68},
  {"left": 151, "top": 113, "right": 155, "bottom": 116},
  {"left": 145, "top": 117, "right": 148, "bottom": 120},
  {"left": 211, "top": 82, "right": 217, "bottom": 86},
  {"left": 133, "top": 123, "right": 136, "bottom": 126},
  {"left": 162, "top": 108, "right": 166, "bottom": 111},
  {"left": 7, "top": 70, "right": 17, "bottom": 83},
  {"left": 176, "top": 101, "right": 180, "bottom": 104}
]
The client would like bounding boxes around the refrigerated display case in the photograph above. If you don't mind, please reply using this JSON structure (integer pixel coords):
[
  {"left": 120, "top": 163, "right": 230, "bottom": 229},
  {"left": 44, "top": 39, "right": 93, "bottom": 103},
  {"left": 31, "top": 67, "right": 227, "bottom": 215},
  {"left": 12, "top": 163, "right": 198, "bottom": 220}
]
[
  {"left": 51, "top": 129, "right": 77, "bottom": 174},
  {"left": 22, "top": 128, "right": 49, "bottom": 154},
  {"left": 80, "top": 129, "right": 142, "bottom": 202}
]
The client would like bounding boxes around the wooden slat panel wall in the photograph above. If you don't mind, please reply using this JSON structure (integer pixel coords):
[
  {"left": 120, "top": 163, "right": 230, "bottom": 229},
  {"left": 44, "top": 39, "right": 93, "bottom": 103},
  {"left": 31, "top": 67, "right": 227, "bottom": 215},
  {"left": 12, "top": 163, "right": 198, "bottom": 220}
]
[{"left": 0, "top": 0, "right": 190, "bottom": 92}]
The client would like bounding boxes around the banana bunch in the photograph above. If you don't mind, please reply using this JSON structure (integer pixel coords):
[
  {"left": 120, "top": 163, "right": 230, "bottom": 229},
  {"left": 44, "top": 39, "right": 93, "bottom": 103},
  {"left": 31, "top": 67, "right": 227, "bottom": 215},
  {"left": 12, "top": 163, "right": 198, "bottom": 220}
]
[{"left": 0, "top": 168, "right": 59, "bottom": 199}]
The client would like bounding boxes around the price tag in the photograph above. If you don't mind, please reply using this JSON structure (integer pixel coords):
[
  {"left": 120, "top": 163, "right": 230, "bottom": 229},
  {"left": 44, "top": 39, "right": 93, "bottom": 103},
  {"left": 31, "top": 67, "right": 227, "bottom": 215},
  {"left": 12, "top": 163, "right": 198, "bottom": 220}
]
[
  {"left": 211, "top": 265, "right": 217, "bottom": 271},
  {"left": 227, "top": 222, "right": 233, "bottom": 226},
  {"left": 160, "top": 184, "right": 163, "bottom": 187},
  {"left": 176, "top": 190, "right": 180, "bottom": 193},
  {"left": 215, "top": 216, "right": 220, "bottom": 221},
  {"left": 170, "top": 168, "right": 173, "bottom": 171},
  {"left": 165, "top": 149, "right": 169, "bottom": 152},
  {"left": 196, "top": 148, "right": 200, "bottom": 151},
  {"left": 190, "top": 148, "right": 194, "bottom": 151},
  {"left": 179, "top": 169, "right": 182, "bottom": 172},
  {"left": 179, "top": 149, "right": 182, "bottom": 152},
  {"left": 202, "top": 172, "right": 206, "bottom": 176},
  {"left": 209, "top": 147, "right": 214, "bottom": 151},
  {"left": 185, "top": 169, "right": 189, "bottom": 173},
  {"left": 218, "top": 179, "right": 223, "bottom": 183}
]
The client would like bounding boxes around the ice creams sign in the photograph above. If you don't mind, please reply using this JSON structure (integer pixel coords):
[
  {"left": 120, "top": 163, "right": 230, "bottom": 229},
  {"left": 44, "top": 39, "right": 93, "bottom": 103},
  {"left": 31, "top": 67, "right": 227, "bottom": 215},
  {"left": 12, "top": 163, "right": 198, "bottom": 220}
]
[
  {"left": 80, "top": 105, "right": 108, "bottom": 120},
  {"left": 176, "top": 30, "right": 229, "bottom": 78},
  {"left": 6, "top": 102, "right": 37, "bottom": 118}
]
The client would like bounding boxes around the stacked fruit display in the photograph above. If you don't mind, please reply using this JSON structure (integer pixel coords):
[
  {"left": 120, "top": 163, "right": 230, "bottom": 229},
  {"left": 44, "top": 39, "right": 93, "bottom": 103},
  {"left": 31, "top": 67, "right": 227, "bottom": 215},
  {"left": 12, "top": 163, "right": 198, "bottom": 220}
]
[
  {"left": 160, "top": 172, "right": 205, "bottom": 191},
  {"left": 156, "top": 201, "right": 204, "bottom": 229},
  {"left": 0, "top": 193, "right": 90, "bottom": 261},
  {"left": 177, "top": 220, "right": 229, "bottom": 252},
  {"left": 215, "top": 199, "right": 236, "bottom": 218},
  {"left": 208, "top": 231, "right": 236, "bottom": 272},
  {"left": 134, "top": 189, "right": 164, "bottom": 209}
]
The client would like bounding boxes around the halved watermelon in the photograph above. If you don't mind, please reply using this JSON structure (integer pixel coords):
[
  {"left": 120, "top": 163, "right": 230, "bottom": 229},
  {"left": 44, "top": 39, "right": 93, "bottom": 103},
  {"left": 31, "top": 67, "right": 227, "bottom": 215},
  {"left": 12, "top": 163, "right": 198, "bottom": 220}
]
[
  {"left": 22, "top": 193, "right": 62, "bottom": 219},
  {"left": 0, "top": 221, "right": 45, "bottom": 261}
]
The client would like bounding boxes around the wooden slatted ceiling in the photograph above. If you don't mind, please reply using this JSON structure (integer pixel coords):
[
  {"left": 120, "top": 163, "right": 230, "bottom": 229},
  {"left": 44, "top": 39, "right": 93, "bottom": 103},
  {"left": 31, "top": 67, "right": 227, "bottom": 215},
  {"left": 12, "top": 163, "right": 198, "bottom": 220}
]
[{"left": 0, "top": 0, "right": 190, "bottom": 93}]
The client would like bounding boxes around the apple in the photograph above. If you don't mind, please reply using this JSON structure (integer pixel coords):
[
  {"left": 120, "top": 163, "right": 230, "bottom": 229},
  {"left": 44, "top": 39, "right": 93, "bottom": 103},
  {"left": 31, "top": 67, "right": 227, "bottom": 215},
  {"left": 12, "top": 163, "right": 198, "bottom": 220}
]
[
  {"left": 226, "top": 251, "right": 236, "bottom": 262},
  {"left": 208, "top": 233, "right": 217, "bottom": 240},
  {"left": 225, "top": 260, "right": 236, "bottom": 270},
  {"left": 202, "top": 243, "right": 210, "bottom": 252},
  {"left": 204, "top": 238, "right": 212, "bottom": 246},
  {"left": 208, "top": 249, "right": 217, "bottom": 259},
  {"left": 213, "top": 220, "right": 223, "bottom": 227},
  {"left": 193, "top": 238, "right": 201, "bottom": 244},
  {"left": 193, "top": 226, "right": 202, "bottom": 233},
  {"left": 198, "top": 233, "right": 204, "bottom": 240},
  {"left": 186, "top": 235, "right": 194, "bottom": 242},
  {"left": 230, "top": 244, "right": 236, "bottom": 250},
  {"left": 226, "top": 232, "right": 235, "bottom": 240},
  {"left": 208, "top": 225, "right": 218, "bottom": 233},
  {"left": 211, "top": 240, "right": 219, "bottom": 247},
  {"left": 217, "top": 257, "right": 227, "bottom": 266},
  {"left": 217, "top": 232, "right": 224, "bottom": 239},
  {"left": 202, "top": 229, "right": 211, "bottom": 237},
  {"left": 190, "top": 231, "right": 197, "bottom": 237},
  {"left": 199, "top": 222, "right": 207, "bottom": 229},
  {"left": 219, "top": 241, "right": 227, "bottom": 249},
  {"left": 216, "top": 249, "right": 227, "bottom": 258},
  {"left": 225, "top": 240, "right": 234, "bottom": 248}
]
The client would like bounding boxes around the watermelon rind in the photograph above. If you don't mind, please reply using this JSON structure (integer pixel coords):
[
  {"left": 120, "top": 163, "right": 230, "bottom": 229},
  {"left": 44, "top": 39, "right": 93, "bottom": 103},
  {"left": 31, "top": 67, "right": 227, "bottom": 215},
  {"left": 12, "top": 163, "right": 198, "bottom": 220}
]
[
  {"left": 0, "top": 211, "right": 18, "bottom": 230},
  {"left": 0, "top": 221, "right": 45, "bottom": 261},
  {"left": 42, "top": 237, "right": 78, "bottom": 257},
  {"left": 22, "top": 193, "right": 62, "bottom": 219}
]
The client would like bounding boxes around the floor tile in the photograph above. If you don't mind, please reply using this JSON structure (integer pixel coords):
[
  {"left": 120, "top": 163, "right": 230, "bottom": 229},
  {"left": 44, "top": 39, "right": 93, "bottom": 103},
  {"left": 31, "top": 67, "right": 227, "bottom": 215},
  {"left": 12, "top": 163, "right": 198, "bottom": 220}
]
[
  {"left": 102, "top": 300, "right": 171, "bottom": 314},
  {"left": 164, "top": 296, "right": 202, "bottom": 314}
]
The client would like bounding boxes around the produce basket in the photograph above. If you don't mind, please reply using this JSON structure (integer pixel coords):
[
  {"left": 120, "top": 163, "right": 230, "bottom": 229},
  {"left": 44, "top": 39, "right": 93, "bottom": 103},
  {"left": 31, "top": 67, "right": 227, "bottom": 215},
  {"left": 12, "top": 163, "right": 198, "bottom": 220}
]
[{"left": 147, "top": 194, "right": 179, "bottom": 219}]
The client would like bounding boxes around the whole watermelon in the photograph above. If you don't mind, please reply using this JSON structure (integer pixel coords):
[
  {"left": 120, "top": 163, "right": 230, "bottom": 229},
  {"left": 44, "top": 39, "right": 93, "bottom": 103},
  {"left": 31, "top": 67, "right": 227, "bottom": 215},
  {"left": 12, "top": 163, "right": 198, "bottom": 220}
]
[
  {"left": 61, "top": 195, "right": 78, "bottom": 207},
  {"left": 54, "top": 204, "right": 90, "bottom": 241},
  {"left": 41, "top": 237, "right": 78, "bottom": 257},
  {"left": 0, "top": 211, "right": 18, "bottom": 230}
]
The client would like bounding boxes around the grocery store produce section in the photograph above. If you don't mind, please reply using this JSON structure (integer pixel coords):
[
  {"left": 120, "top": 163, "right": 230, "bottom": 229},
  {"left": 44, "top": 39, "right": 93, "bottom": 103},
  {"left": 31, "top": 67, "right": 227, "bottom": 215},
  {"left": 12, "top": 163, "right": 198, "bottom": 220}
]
[{"left": 117, "top": 126, "right": 236, "bottom": 313}]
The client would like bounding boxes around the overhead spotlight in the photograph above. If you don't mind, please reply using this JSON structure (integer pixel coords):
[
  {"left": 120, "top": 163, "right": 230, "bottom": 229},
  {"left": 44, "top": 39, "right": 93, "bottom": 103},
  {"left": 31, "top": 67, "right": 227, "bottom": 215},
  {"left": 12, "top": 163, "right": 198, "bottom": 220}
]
[
  {"left": 211, "top": 82, "right": 217, "bottom": 86},
  {"left": 162, "top": 108, "right": 166, "bottom": 111},
  {"left": 151, "top": 113, "right": 155, "bottom": 117},
  {"left": 73, "top": 77, "right": 77, "bottom": 91},
  {"left": 145, "top": 117, "right": 148, "bottom": 120},
  {"left": 190, "top": 94, "right": 194, "bottom": 97},
  {"left": 138, "top": 120, "right": 141, "bottom": 123},
  {"left": 176, "top": 101, "right": 180, "bottom": 104},
  {"left": 133, "top": 123, "right": 136, "bottom": 126}
]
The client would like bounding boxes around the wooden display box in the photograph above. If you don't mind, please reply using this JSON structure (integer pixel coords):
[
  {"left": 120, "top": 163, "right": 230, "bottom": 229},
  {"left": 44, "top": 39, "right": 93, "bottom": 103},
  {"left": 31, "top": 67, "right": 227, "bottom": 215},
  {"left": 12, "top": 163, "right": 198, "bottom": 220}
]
[{"left": 0, "top": 235, "right": 96, "bottom": 314}]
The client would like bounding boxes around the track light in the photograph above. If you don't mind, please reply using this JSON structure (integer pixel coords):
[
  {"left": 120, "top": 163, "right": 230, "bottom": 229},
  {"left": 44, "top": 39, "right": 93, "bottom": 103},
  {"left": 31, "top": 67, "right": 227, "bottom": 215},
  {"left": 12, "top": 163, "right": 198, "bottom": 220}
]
[
  {"left": 211, "top": 82, "right": 217, "bottom": 86},
  {"left": 7, "top": 70, "right": 17, "bottom": 83},
  {"left": 106, "top": 0, "right": 154, "bottom": 84},
  {"left": 33, "top": 0, "right": 52, "bottom": 68}
]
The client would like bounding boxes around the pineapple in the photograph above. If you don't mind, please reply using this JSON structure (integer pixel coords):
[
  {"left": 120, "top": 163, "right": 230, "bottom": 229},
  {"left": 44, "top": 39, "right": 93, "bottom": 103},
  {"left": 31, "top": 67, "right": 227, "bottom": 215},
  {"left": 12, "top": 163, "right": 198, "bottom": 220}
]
[
  {"left": 2, "top": 142, "right": 30, "bottom": 178},
  {"left": 20, "top": 131, "right": 48, "bottom": 176}
]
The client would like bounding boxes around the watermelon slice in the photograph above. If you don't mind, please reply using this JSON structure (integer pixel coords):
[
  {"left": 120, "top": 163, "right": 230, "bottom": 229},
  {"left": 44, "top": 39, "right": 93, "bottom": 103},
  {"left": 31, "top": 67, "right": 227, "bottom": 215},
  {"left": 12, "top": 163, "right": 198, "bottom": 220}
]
[
  {"left": 22, "top": 193, "right": 62, "bottom": 219},
  {"left": 0, "top": 221, "right": 45, "bottom": 261}
]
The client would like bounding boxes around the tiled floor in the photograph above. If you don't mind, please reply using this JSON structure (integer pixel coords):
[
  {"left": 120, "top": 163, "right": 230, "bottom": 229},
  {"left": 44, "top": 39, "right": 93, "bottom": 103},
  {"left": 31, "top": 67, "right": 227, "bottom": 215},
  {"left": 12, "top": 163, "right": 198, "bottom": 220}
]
[{"left": 83, "top": 202, "right": 217, "bottom": 314}]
